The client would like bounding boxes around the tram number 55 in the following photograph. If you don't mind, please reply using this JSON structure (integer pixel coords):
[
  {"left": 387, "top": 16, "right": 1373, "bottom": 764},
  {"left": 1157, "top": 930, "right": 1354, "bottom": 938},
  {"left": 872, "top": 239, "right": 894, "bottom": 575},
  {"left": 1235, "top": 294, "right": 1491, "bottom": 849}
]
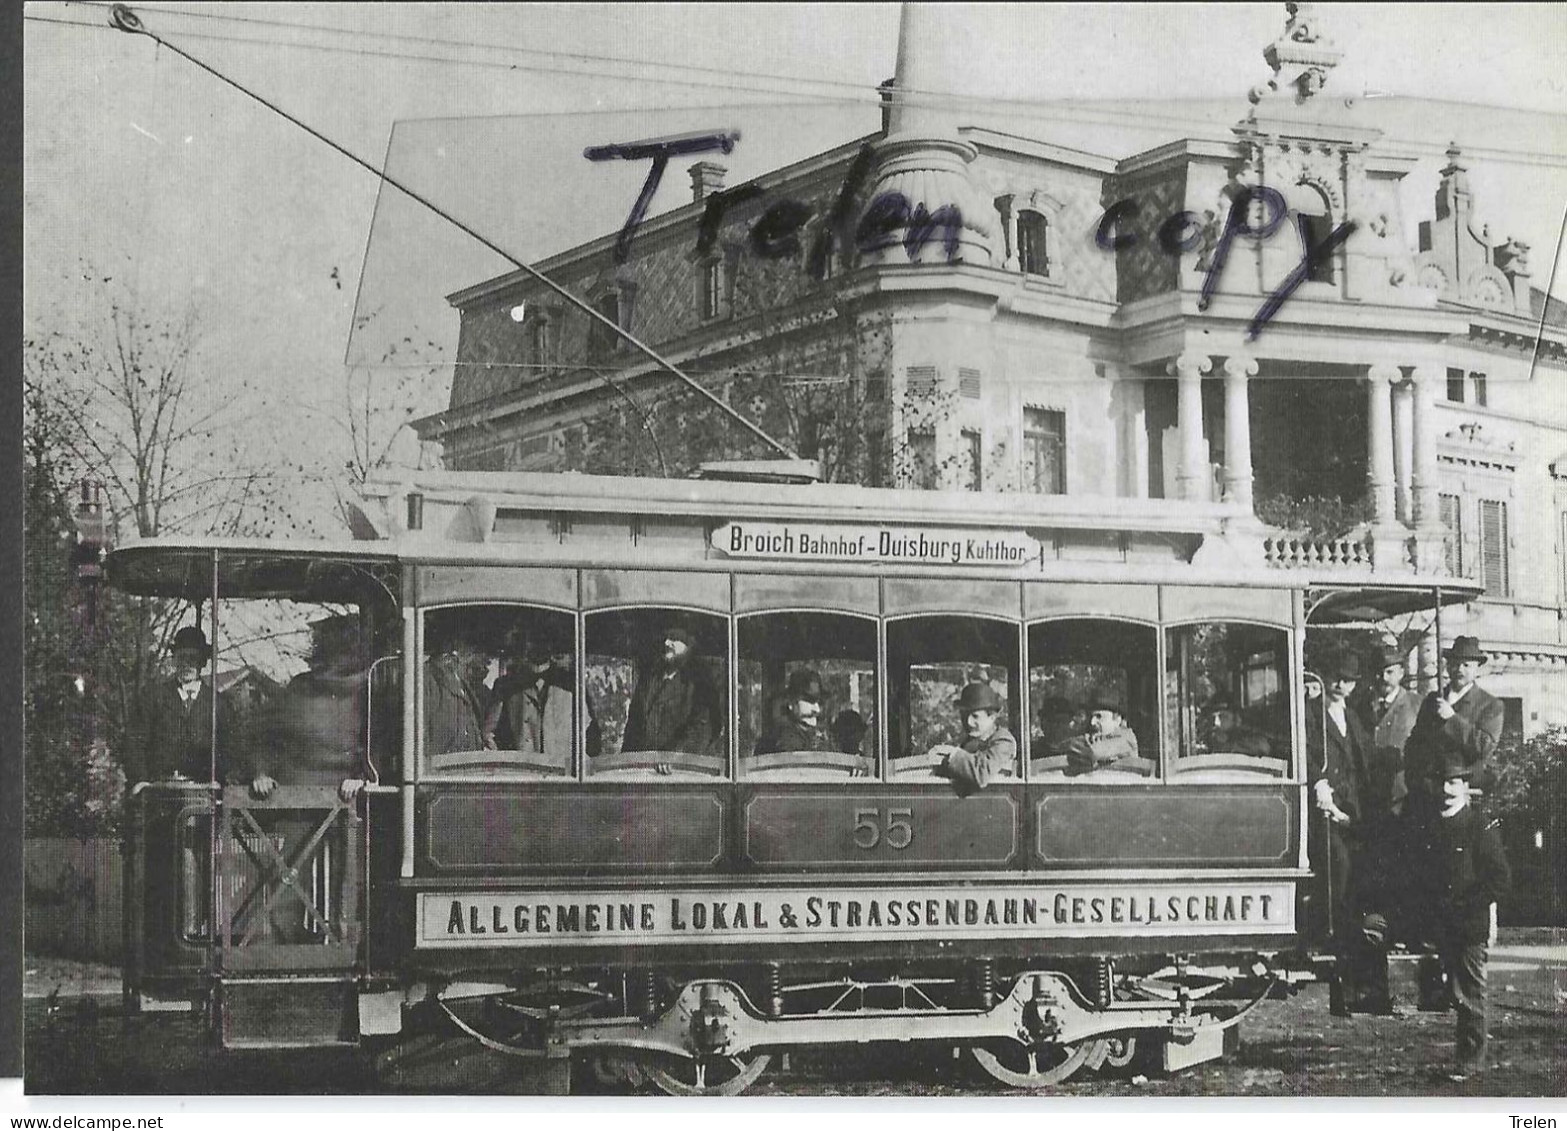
[{"left": 853, "top": 807, "right": 913, "bottom": 850}]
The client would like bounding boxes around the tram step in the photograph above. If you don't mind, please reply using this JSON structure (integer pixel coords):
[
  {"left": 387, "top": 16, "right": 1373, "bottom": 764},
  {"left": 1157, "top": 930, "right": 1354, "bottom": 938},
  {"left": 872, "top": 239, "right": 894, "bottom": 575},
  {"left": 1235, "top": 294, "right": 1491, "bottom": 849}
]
[{"left": 219, "top": 976, "right": 358, "bottom": 1049}]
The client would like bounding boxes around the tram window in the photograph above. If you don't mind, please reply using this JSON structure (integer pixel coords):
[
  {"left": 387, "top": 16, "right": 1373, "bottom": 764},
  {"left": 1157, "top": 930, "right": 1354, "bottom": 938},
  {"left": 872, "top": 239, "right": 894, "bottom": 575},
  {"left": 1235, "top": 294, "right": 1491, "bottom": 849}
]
[
  {"left": 1029, "top": 619, "right": 1159, "bottom": 779},
  {"left": 885, "top": 616, "right": 1020, "bottom": 781},
  {"left": 584, "top": 609, "right": 728, "bottom": 777},
  {"left": 1164, "top": 622, "right": 1290, "bottom": 777},
  {"left": 199, "top": 554, "right": 401, "bottom": 793},
  {"left": 420, "top": 604, "right": 578, "bottom": 777},
  {"left": 738, "top": 612, "right": 877, "bottom": 779}
]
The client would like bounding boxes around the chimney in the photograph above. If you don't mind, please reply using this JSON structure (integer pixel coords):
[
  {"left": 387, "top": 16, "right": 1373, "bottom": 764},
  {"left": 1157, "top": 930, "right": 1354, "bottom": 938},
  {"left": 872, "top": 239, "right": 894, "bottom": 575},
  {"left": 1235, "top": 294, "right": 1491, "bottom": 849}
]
[
  {"left": 878, "top": 78, "right": 897, "bottom": 135},
  {"left": 690, "top": 161, "right": 727, "bottom": 203}
]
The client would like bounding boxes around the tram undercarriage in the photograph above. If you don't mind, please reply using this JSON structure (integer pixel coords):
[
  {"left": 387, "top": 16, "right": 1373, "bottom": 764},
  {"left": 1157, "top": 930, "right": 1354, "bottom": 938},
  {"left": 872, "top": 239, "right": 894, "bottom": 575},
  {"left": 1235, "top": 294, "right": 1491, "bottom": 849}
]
[{"left": 411, "top": 953, "right": 1312, "bottom": 1093}]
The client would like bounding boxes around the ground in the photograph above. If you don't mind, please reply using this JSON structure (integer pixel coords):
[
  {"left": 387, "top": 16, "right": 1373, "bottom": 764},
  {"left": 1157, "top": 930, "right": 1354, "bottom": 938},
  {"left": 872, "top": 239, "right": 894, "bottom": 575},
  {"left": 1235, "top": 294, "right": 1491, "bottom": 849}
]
[{"left": 21, "top": 934, "right": 1567, "bottom": 1097}]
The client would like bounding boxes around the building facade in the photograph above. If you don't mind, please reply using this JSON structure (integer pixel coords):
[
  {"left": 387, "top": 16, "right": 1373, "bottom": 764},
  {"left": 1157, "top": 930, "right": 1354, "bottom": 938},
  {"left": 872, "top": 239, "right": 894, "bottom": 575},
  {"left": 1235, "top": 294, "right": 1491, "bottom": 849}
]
[{"left": 415, "top": 4, "right": 1567, "bottom": 734}]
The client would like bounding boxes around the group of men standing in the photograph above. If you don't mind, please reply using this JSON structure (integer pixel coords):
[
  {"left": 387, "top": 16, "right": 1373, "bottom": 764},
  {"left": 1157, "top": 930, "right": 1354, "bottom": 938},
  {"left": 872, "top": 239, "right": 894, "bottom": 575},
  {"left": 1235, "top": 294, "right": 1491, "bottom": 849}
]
[{"left": 1307, "top": 636, "right": 1511, "bottom": 1080}]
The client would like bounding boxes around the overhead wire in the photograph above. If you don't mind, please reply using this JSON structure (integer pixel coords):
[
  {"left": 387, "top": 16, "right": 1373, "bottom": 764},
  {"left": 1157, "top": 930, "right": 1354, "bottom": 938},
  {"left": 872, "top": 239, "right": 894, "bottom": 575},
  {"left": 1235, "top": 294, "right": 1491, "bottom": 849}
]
[{"left": 27, "top": 8, "right": 1567, "bottom": 169}]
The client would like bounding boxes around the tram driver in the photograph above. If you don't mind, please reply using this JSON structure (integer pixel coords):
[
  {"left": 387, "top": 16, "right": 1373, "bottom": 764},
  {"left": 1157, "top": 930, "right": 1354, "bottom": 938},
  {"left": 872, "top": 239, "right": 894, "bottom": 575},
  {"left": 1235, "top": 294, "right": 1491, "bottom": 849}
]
[{"left": 928, "top": 681, "right": 1017, "bottom": 796}]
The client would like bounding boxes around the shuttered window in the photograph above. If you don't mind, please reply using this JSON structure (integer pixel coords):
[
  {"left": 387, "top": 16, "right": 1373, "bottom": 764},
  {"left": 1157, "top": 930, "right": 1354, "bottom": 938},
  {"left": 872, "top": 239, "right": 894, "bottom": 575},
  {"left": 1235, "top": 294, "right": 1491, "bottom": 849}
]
[
  {"left": 958, "top": 368, "right": 982, "bottom": 399},
  {"left": 905, "top": 366, "right": 938, "bottom": 399},
  {"left": 1480, "top": 498, "right": 1509, "bottom": 597},
  {"left": 1439, "top": 493, "right": 1463, "bottom": 576}
]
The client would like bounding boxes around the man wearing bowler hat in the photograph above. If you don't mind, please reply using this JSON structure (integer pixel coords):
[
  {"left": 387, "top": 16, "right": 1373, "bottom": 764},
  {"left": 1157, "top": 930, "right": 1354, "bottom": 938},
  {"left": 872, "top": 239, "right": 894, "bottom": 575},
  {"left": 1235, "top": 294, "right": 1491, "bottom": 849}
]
[
  {"left": 1063, "top": 691, "right": 1151, "bottom": 777},
  {"left": 128, "top": 625, "right": 235, "bottom": 788},
  {"left": 1401, "top": 635, "right": 1509, "bottom": 1078},
  {"left": 1403, "top": 637, "right": 1503, "bottom": 807},
  {"left": 755, "top": 668, "right": 832, "bottom": 756},
  {"left": 929, "top": 681, "right": 1017, "bottom": 795}
]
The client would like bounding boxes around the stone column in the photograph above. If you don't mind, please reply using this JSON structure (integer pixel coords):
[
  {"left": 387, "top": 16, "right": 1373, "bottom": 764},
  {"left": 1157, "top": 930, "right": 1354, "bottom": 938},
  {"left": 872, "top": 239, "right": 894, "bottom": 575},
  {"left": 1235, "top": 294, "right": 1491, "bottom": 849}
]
[
  {"left": 1409, "top": 365, "right": 1447, "bottom": 574},
  {"left": 994, "top": 194, "right": 1019, "bottom": 271},
  {"left": 1410, "top": 366, "right": 1441, "bottom": 529},
  {"left": 1170, "top": 353, "right": 1212, "bottom": 501},
  {"left": 1222, "top": 354, "right": 1257, "bottom": 509},
  {"left": 1365, "top": 364, "right": 1400, "bottom": 526},
  {"left": 1392, "top": 377, "right": 1413, "bottom": 524}
]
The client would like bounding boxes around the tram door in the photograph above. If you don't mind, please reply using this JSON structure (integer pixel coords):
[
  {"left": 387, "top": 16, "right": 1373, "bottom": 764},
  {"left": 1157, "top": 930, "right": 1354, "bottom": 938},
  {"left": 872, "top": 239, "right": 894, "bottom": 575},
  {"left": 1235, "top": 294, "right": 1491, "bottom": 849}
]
[{"left": 205, "top": 552, "right": 397, "bottom": 1047}]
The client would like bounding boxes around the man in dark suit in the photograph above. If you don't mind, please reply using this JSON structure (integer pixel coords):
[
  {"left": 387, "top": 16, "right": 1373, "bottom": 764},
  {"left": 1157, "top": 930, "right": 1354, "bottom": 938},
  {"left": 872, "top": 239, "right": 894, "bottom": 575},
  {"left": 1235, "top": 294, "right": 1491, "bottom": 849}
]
[
  {"left": 1403, "top": 636, "right": 1504, "bottom": 805},
  {"left": 1401, "top": 635, "right": 1507, "bottom": 1078},
  {"left": 1307, "top": 654, "right": 1372, "bottom": 1014},
  {"left": 622, "top": 627, "right": 720, "bottom": 756},
  {"left": 1351, "top": 643, "right": 1425, "bottom": 1003},
  {"left": 127, "top": 625, "right": 233, "bottom": 787}
]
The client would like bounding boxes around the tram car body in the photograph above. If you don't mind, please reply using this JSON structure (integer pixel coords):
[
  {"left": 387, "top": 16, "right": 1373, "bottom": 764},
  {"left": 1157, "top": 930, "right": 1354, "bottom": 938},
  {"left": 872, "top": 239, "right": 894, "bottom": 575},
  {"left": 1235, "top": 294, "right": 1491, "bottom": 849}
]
[{"left": 110, "top": 469, "right": 1474, "bottom": 1092}]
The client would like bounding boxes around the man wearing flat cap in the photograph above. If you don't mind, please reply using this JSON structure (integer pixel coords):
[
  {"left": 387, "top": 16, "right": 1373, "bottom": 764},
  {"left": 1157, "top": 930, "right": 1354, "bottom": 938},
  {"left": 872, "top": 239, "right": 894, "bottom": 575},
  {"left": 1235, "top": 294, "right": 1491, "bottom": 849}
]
[
  {"left": 755, "top": 668, "right": 832, "bottom": 755},
  {"left": 622, "top": 625, "right": 720, "bottom": 755},
  {"left": 1063, "top": 692, "right": 1152, "bottom": 777},
  {"left": 929, "top": 681, "right": 1017, "bottom": 796},
  {"left": 1401, "top": 635, "right": 1509, "bottom": 1079}
]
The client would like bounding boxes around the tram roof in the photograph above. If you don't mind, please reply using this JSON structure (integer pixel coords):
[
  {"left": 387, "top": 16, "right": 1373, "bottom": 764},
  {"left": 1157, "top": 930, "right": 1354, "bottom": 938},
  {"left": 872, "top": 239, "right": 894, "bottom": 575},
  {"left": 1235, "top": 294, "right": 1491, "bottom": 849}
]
[{"left": 103, "top": 471, "right": 1485, "bottom": 616}]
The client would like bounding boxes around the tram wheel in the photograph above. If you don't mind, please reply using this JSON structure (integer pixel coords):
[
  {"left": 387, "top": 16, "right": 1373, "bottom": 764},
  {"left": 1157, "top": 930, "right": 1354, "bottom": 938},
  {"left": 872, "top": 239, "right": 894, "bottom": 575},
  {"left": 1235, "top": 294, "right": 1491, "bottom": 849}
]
[
  {"left": 644, "top": 1052, "right": 772, "bottom": 1096},
  {"left": 968, "top": 1040, "right": 1095, "bottom": 1087}
]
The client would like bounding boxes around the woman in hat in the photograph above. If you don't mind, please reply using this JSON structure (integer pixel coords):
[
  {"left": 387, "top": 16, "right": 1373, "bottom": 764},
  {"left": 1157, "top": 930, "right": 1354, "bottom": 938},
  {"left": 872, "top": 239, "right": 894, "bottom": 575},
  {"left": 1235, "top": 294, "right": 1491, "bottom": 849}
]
[{"left": 929, "top": 681, "right": 1017, "bottom": 795}]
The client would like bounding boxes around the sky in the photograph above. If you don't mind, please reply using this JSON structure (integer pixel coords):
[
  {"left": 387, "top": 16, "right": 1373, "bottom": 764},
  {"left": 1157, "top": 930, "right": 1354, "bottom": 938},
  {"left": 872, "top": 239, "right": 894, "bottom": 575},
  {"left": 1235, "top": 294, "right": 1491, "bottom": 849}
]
[{"left": 23, "top": 2, "right": 1567, "bottom": 531}]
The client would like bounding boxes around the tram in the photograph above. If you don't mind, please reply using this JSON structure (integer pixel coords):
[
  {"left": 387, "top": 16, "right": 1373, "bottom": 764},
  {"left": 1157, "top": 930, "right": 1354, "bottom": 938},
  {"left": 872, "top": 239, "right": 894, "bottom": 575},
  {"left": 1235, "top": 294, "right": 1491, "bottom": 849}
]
[{"left": 111, "top": 466, "right": 1477, "bottom": 1092}]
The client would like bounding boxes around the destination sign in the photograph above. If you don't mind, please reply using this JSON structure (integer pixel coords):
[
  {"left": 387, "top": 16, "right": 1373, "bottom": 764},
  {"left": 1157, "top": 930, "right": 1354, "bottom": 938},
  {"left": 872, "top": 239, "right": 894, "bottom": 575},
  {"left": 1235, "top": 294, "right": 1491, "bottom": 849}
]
[
  {"left": 712, "top": 522, "right": 1042, "bottom": 567},
  {"left": 417, "top": 881, "right": 1295, "bottom": 948}
]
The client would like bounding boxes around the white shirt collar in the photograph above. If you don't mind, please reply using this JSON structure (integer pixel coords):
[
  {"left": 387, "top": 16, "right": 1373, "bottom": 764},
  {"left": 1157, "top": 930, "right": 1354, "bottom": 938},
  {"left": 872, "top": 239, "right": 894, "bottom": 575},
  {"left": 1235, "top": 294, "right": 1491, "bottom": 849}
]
[{"left": 1446, "top": 682, "right": 1473, "bottom": 704}]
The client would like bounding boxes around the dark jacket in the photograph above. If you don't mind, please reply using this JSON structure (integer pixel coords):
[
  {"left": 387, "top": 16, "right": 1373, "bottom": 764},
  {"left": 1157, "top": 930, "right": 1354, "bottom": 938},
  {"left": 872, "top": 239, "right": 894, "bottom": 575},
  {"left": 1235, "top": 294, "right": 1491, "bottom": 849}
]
[
  {"left": 1410, "top": 808, "right": 1511, "bottom": 945},
  {"left": 622, "top": 661, "right": 720, "bottom": 755},
  {"left": 423, "top": 655, "right": 486, "bottom": 756},
  {"left": 1403, "top": 684, "right": 1503, "bottom": 805},
  {"left": 755, "top": 714, "right": 831, "bottom": 756},
  {"left": 1357, "top": 686, "right": 1421, "bottom": 819},
  {"left": 129, "top": 680, "right": 234, "bottom": 783},
  {"left": 1307, "top": 700, "right": 1370, "bottom": 826},
  {"left": 249, "top": 670, "right": 366, "bottom": 786}
]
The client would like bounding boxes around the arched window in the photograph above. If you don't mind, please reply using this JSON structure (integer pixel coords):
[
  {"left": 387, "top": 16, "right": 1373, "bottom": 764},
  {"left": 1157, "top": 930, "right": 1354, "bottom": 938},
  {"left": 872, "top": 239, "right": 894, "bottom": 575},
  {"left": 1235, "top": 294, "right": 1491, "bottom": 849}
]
[
  {"left": 1295, "top": 192, "right": 1335, "bottom": 284},
  {"left": 1017, "top": 209, "right": 1050, "bottom": 276},
  {"left": 1164, "top": 621, "right": 1290, "bottom": 777},
  {"left": 1028, "top": 619, "right": 1159, "bottom": 780}
]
